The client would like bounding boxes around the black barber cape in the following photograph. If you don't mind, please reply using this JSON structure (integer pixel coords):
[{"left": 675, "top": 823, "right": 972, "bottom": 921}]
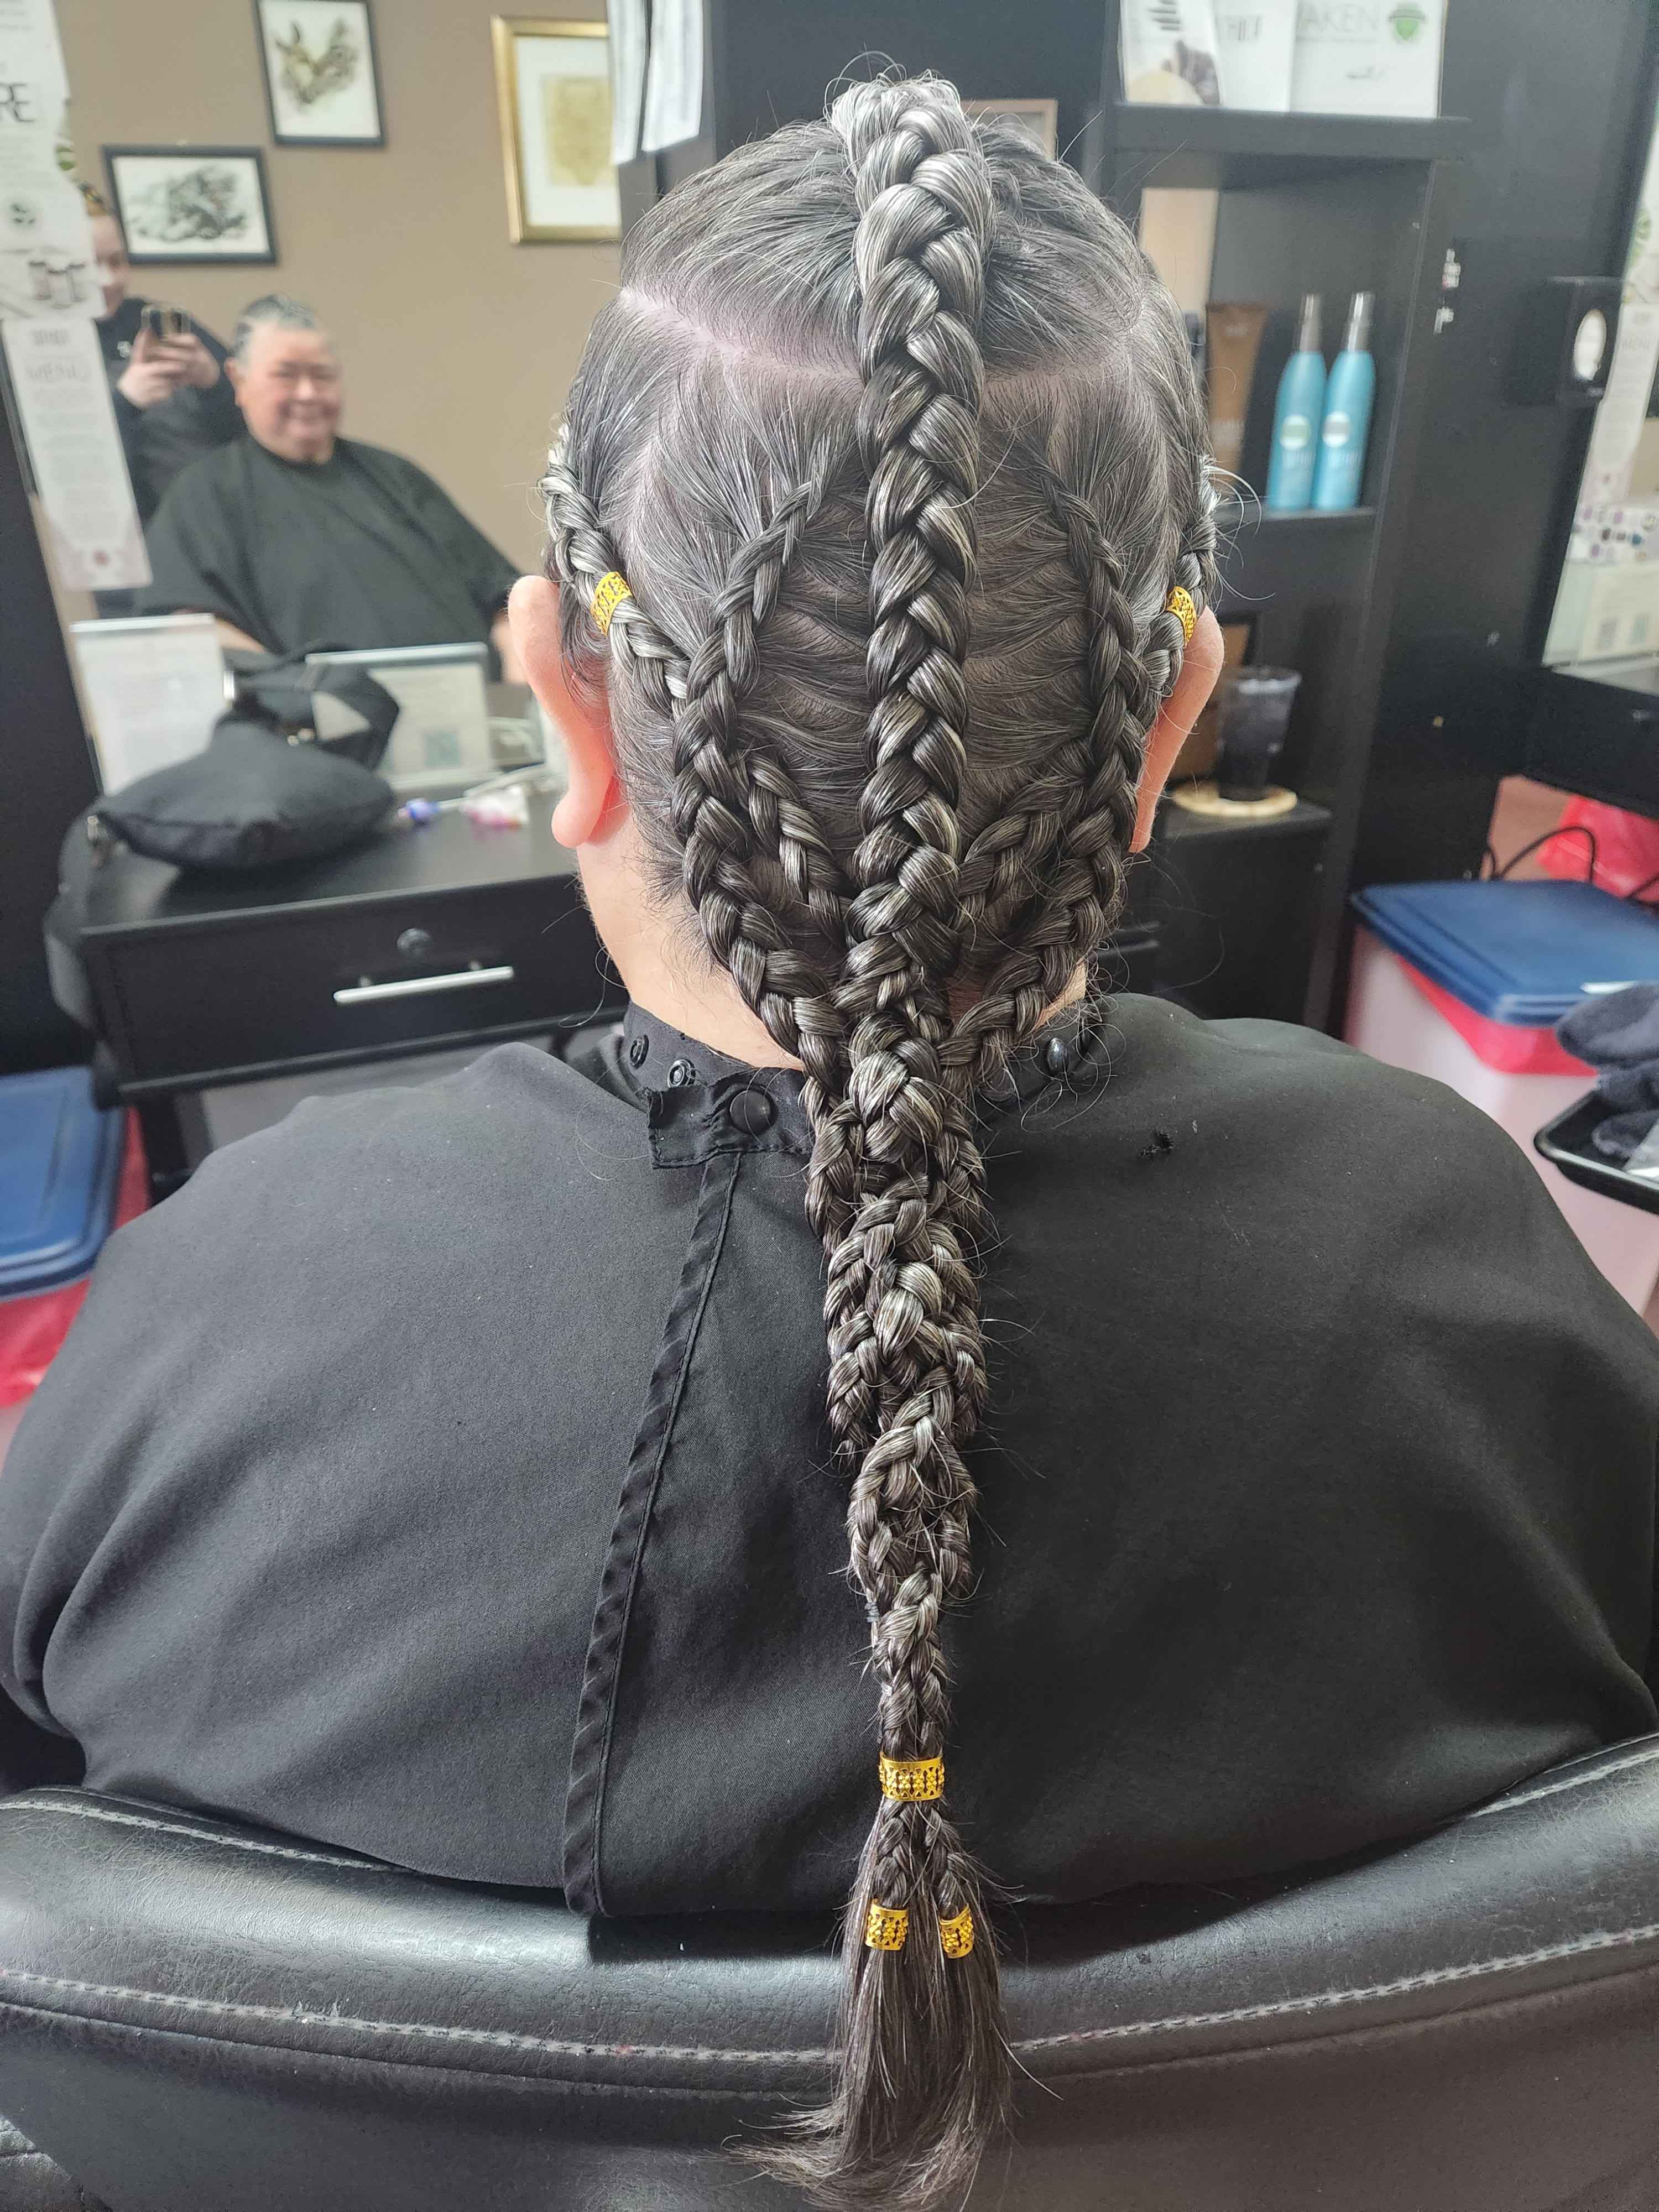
[
  {"left": 138, "top": 434, "right": 519, "bottom": 658},
  {"left": 3, "top": 998, "right": 1658, "bottom": 1915}
]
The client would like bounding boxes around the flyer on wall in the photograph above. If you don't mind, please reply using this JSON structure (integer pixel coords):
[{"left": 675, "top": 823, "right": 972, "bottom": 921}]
[
  {"left": 0, "top": 0, "right": 90, "bottom": 318},
  {"left": 0, "top": 0, "right": 148, "bottom": 587}
]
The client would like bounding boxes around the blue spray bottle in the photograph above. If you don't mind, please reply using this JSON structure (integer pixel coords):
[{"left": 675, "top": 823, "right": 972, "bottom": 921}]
[
  {"left": 1312, "top": 291, "right": 1376, "bottom": 511},
  {"left": 1264, "top": 294, "right": 1324, "bottom": 512}
]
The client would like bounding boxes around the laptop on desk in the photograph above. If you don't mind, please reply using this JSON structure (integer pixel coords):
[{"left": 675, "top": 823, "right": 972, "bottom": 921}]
[{"left": 305, "top": 641, "right": 494, "bottom": 797}]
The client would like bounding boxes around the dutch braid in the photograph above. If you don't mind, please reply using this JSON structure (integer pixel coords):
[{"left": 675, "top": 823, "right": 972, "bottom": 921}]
[
  {"left": 540, "top": 71, "right": 1218, "bottom": 2211},
  {"left": 951, "top": 461, "right": 1179, "bottom": 1091},
  {"left": 544, "top": 437, "right": 852, "bottom": 1091}
]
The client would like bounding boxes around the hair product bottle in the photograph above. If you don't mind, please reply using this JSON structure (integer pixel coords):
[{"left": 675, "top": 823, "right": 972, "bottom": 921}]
[
  {"left": 1312, "top": 291, "right": 1376, "bottom": 511},
  {"left": 1204, "top": 302, "right": 1268, "bottom": 482},
  {"left": 1264, "top": 294, "right": 1324, "bottom": 512}
]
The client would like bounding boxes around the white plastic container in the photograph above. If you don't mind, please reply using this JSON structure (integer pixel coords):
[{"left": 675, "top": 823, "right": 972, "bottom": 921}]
[{"left": 1345, "top": 927, "right": 1659, "bottom": 1310}]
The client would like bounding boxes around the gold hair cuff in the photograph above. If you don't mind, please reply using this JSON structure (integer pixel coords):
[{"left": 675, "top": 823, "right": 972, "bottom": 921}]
[
  {"left": 879, "top": 1755, "right": 945, "bottom": 1802},
  {"left": 939, "top": 1908, "right": 975, "bottom": 1960},
  {"left": 865, "top": 1902, "right": 909, "bottom": 1952},
  {"left": 1165, "top": 585, "right": 1197, "bottom": 646},
  {"left": 591, "top": 571, "right": 632, "bottom": 635}
]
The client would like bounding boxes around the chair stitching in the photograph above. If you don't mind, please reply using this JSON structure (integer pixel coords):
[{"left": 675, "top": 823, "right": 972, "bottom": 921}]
[
  {"left": 0, "top": 1996, "right": 791, "bottom": 2105},
  {"left": 0, "top": 1965, "right": 833, "bottom": 2065},
  {"left": 1018, "top": 1921, "right": 1659, "bottom": 2049},
  {"left": 1466, "top": 1743, "right": 1659, "bottom": 1816},
  {"left": 3, "top": 1921, "right": 1657, "bottom": 2068},
  {"left": 0, "top": 1798, "right": 393, "bottom": 1874}
]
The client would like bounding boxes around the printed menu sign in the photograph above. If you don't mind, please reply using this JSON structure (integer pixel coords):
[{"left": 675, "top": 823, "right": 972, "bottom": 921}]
[{"left": 3, "top": 315, "right": 148, "bottom": 587}]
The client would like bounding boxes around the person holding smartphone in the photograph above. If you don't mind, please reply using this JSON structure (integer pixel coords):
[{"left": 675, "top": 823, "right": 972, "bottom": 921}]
[{"left": 82, "top": 184, "right": 240, "bottom": 530}]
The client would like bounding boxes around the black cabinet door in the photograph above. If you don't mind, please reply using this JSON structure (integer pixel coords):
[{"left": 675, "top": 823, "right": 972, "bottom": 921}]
[
  {"left": 97, "top": 876, "right": 614, "bottom": 1088},
  {"left": 1149, "top": 812, "right": 1332, "bottom": 1025}
]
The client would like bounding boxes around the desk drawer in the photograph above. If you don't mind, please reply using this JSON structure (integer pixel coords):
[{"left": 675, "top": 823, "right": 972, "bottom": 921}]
[{"left": 101, "top": 877, "right": 609, "bottom": 1086}]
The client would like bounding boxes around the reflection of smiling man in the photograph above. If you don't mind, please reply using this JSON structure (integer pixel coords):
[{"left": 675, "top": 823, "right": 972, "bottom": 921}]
[
  {"left": 139, "top": 294, "right": 522, "bottom": 677},
  {"left": 233, "top": 312, "right": 343, "bottom": 464}
]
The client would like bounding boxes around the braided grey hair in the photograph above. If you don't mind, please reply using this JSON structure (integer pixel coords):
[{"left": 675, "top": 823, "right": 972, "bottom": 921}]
[{"left": 542, "top": 72, "right": 1215, "bottom": 2210}]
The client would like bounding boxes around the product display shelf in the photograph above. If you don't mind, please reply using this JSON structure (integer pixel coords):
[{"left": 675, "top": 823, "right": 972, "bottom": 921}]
[
  {"left": 1214, "top": 498, "right": 1378, "bottom": 534},
  {"left": 1085, "top": 4, "right": 1464, "bottom": 1027},
  {"left": 1103, "top": 104, "right": 1473, "bottom": 192}
]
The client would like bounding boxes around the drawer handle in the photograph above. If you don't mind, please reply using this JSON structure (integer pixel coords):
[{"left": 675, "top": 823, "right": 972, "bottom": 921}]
[{"left": 333, "top": 963, "right": 516, "bottom": 1006}]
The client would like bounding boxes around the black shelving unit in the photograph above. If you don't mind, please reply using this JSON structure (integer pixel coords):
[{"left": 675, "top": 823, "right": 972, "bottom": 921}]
[
  {"left": 1086, "top": 22, "right": 1469, "bottom": 1029},
  {"left": 1214, "top": 500, "right": 1378, "bottom": 534},
  {"left": 1146, "top": 798, "right": 1334, "bottom": 1025},
  {"left": 1102, "top": 102, "right": 1470, "bottom": 189}
]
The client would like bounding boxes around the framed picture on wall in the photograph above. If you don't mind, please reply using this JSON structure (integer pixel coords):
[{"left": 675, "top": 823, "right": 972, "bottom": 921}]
[
  {"left": 103, "top": 147, "right": 277, "bottom": 265},
  {"left": 255, "top": 1, "right": 385, "bottom": 147},
  {"left": 963, "top": 98, "right": 1060, "bottom": 159},
  {"left": 491, "top": 17, "right": 620, "bottom": 243}
]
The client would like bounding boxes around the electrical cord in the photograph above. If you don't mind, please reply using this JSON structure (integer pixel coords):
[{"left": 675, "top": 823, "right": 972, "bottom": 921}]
[{"left": 1491, "top": 823, "right": 1599, "bottom": 882}]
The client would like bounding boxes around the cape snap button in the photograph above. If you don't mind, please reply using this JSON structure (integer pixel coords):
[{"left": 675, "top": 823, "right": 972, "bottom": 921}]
[
  {"left": 667, "top": 1058, "right": 695, "bottom": 1088},
  {"left": 1045, "top": 1035, "right": 1073, "bottom": 1076},
  {"left": 726, "top": 1089, "right": 776, "bottom": 1135},
  {"left": 627, "top": 1034, "right": 649, "bottom": 1068}
]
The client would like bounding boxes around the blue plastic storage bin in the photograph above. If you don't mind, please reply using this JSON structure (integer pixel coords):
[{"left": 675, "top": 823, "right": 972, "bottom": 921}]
[
  {"left": 1345, "top": 881, "right": 1659, "bottom": 1307},
  {"left": 1350, "top": 880, "right": 1659, "bottom": 1029},
  {"left": 0, "top": 1068, "right": 123, "bottom": 1300}
]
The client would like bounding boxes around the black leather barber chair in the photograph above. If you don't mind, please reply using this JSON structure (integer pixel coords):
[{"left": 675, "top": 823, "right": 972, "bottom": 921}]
[{"left": 4, "top": 1740, "right": 1659, "bottom": 2212}]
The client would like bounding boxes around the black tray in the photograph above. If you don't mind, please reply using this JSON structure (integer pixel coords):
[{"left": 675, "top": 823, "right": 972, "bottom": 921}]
[{"left": 1534, "top": 1093, "right": 1659, "bottom": 1218}]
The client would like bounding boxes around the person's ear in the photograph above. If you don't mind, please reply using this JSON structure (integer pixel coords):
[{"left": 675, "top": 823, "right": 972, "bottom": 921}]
[
  {"left": 508, "top": 573, "right": 625, "bottom": 848},
  {"left": 1131, "top": 608, "right": 1225, "bottom": 852},
  {"left": 226, "top": 357, "right": 243, "bottom": 401}
]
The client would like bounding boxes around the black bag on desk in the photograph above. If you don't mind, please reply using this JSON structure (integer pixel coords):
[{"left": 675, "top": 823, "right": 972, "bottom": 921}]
[{"left": 91, "top": 654, "right": 400, "bottom": 873}]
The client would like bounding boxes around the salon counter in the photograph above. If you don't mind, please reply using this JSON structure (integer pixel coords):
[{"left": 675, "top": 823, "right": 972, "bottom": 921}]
[{"left": 49, "top": 807, "right": 619, "bottom": 1194}]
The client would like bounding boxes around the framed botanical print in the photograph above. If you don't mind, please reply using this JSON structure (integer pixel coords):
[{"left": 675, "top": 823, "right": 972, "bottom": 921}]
[
  {"left": 963, "top": 98, "right": 1060, "bottom": 159},
  {"left": 491, "top": 17, "right": 620, "bottom": 243},
  {"left": 103, "top": 147, "right": 278, "bottom": 265},
  {"left": 255, "top": 1, "right": 385, "bottom": 147}
]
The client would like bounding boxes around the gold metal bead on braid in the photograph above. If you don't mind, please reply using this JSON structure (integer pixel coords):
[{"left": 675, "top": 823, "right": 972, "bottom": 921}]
[
  {"left": 879, "top": 1755, "right": 945, "bottom": 1802},
  {"left": 939, "top": 1908, "right": 976, "bottom": 1960},
  {"left": 865, "top": 1902, "right": 909, "bottom": 1952},
  {"left": 591, "top": 571, "right": 632, "bottom": 636},
  {"left": 1165, "top": 585, "right": 1198, "bottom": 646}
]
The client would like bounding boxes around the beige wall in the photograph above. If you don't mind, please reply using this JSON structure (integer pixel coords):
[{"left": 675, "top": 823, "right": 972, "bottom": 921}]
[{"left": 56, "top": 0, "right": 619, "bottom": 570}]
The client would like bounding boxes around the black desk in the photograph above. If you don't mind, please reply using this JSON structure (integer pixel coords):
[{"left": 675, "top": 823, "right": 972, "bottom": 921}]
[{"left": 56, "top": 808, "right": 618, "bottom": 1194}]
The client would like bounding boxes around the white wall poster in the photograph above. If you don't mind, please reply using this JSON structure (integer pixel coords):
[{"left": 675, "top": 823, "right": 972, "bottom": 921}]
[
  {"left": 640, "top": 0, "right": 703, "bottom": 153},
  {"left": 0, "top": 0, "right": 97, "bottom": 319}
]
